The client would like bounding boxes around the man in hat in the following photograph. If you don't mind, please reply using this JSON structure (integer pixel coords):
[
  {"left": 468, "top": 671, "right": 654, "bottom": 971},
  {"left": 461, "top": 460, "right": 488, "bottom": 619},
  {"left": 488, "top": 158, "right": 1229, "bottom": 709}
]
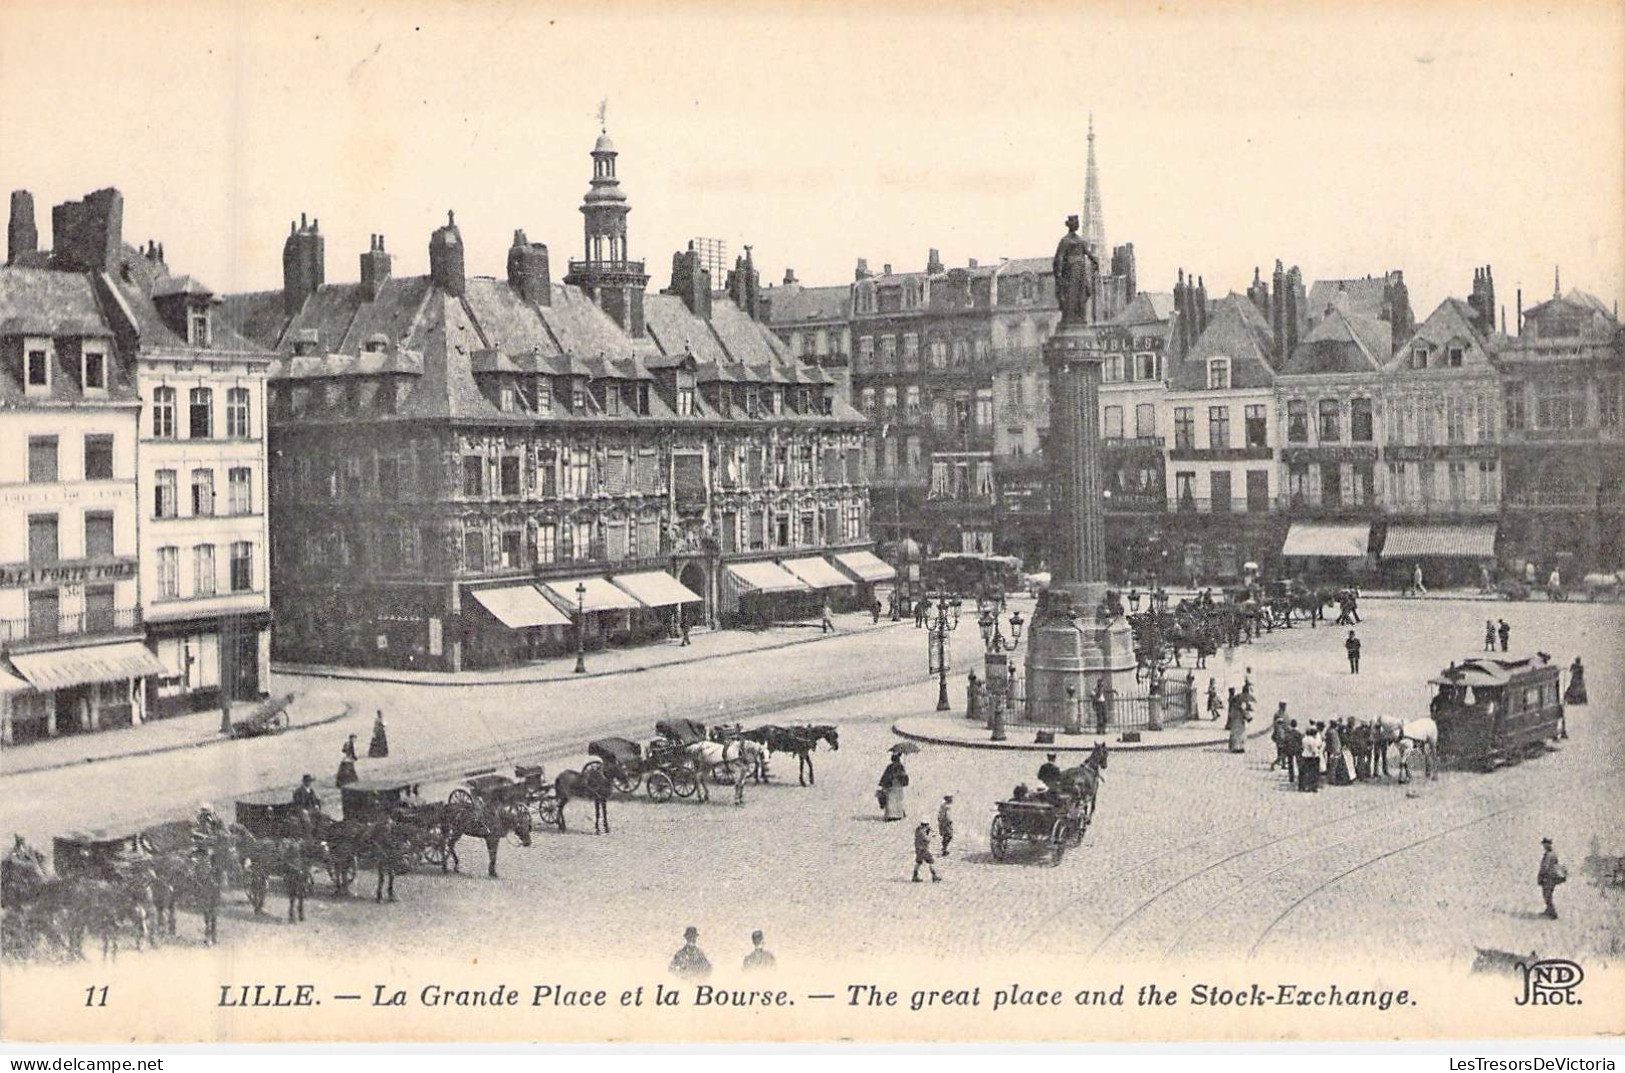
[
  {"left": 742, "top": 930, "right": 776, "bottom": 972},
  {"left": 1498, "top": 618, "right": 1511, "bottom": 653},
  {"left": 669, "top": 926, "right": 712, "bottom": 979},
  {"left": 1037, "top": 753, "right": 1062, "bottom": 791},
  {"left": 1537, "top": 838, "right": 1566, "bottom": 919},
  {"left": 912, "top": 821, "right": 941, "bottom": 883},
  {"left": 292, "top": 774, "right": 322, "bottom": 812},
  {"left": 1345, "top": 630, "right": 1362, "bottom": 674},
  {"left": 937, "top": 795, "right": 955, "bottom": 856},
  {"left": 190, "top": 803, "right": 225, "bottom": 855}
]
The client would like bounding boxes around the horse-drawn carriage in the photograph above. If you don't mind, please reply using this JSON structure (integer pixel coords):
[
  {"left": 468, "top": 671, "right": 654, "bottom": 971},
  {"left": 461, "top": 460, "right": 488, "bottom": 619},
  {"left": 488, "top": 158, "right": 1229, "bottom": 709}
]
[
  {"left": 339, "top": 780, "right": 447, "bottom": 869},
  {"left": 989, "top": 795, "right": 1086, "bottom": 866},
  {"left": 1429, "top": 655, "right": 1565, "bottom": 772},
  {"left": 449, "top": 766, "right": 561, "bottom": 828},
  {"left": 586, "top": 736, "right": 699, "bottom": 802},
  {"left": 51, "top": 830, "right": 147, "bottom": 882}
]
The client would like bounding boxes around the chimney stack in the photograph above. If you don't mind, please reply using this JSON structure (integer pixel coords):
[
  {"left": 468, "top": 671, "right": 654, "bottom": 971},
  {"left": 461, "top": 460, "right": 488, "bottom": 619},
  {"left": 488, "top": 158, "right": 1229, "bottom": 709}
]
[
  {"left": 968, "top": 258, "right": 978, "bottom": 269},
  {"left": 854, "top": 258, "right": 871, "bottom": 282},
  {"left": 50, "top": 188, "right": 124, "bottom": 274},
  {"left": 782, "top": 267, "right": 797, "bottom": 286},
  {"left": 282, "top": 213, "right": 326, "bottom": 315},
  {"left": 927, "top": 248, "right": 943, "bottom": 275},
  {"left": 666, "top": 244, "right": 711, "bottom": 319},
  {"left": 725, "top": 246, "right": 761, "bottom": 320},
  {"left": 882, "top": 263, "right": 892, "bottom": 276},
  {"left": 429, "top": 210, "right": 465, "bottom": 297},
  {"left": 7, "top": 190, "right": 37, "bottom": 264},
  {"left": 360, "top": 234, "right": 392, "bottom": 302},
  {"left": 506, "top": 229, "right": 552, "bottom": 306}
]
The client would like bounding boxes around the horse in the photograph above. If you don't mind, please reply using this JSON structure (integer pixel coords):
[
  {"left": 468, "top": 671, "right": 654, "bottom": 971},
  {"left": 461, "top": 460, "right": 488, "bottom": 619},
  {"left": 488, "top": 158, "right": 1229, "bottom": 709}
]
[
  {"left": 149, "top": 842, "right": 234, "bottom": 946},
  {"left": 238, "top": 834, "right": 315, "bottom": 923},
  {"left": 356, "top": 818, "right": 413, "bottom": 903},
  {"left": 1582, "top": 571, "right": 1624, "bottom": 602},
  {"left": 683, "top": 740, "right": 765, "bottom": 805},
  {"left": 743, "top": 725, "right": 838, "bottom": 786},
  {"left": 553, "top": 766, "right": 613, "bottom": 834},
  {"left": 1378, "top": 715, "right": 1438, "bottom": 783},
  {"left": 1057, "top": 742, "right": 1109, "bottom": 821},
  {"left": 439, "top": 802, "right": 532, "bottom": 878}
]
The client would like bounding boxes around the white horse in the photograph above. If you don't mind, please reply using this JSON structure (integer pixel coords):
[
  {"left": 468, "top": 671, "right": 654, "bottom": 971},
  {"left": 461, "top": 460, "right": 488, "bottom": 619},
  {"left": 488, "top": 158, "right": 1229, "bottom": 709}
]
[
  {"left": 1378, "top": 715, "right": 1438, "bottom": 783},
  {"left": 683, "top": 740, "right": 766, "bottom": 806}
]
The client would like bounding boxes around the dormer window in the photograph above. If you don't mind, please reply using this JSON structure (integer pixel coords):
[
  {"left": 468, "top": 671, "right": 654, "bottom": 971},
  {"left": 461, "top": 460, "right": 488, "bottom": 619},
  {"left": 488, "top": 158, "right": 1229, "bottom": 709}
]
[
  {"left": 1410, "top": 345, "right": 1428, "bottom": 370},
  {"left": 769, "top": 388, "right": 783, "bottom": 415},
  {"left": 571, "top": 382, "right": 587, "bottom": 413},
  {"left": 745, "top": 387, "right": 761, "bottom": 417},
  {"left": 637, "top": 382, "right": 651, "bottom": 415},
  {"left": 292, "top": 331, "right": 320, "bottom": 357},
  {"left": 1446, "top": 344, "right": 1465, "bottom": 368},
  {"left": 798, "top": 387, "right": 812, "bottom": 412},
  {"left": 499, "top": 385, "right": 518, "bottom": 412},
  {"left": 24, "top": 339, "right": 50, "bottom": 394},
  {"left": 605, "top": 384, "right": 622, "bottom": 416},
  {"left": 1206, "top": 357, "right": 1231, "bottom": 391},
  {"left": 189, "top": 307, "right": 211, "bottom": 347},
  {"left": 364, "top": 335, "right": 389, "bottom": 354},
  {"left": 677, "top": 386, "right": 694, "bottom": 416},
  {"left": 534, "top": 376, "right": 552, "bottom": 415},
  {"left": 82, "top": 346, "right": 108, "bottom": 393}
]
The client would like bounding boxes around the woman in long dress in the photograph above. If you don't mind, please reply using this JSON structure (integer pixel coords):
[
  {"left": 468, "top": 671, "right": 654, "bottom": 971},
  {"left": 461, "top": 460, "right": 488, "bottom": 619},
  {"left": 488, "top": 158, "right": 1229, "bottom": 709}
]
[
  {"left": 879, "top": 757, "right": 909, "bottom": 821},
  {"left": 1225, "top": 695, "right": 1249, "bottom": 753},
  {"left": 1565, "top": 658, "right": 1588, "bottom": 705},
  {"left": 369, "top": 710, "right": 390, "bottom": 758}
]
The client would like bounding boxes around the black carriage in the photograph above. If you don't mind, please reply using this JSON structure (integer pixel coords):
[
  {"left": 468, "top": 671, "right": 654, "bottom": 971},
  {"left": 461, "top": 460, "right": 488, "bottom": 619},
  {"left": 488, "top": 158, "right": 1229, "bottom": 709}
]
[
  {"left": 655, "top": 718, "right": 707, "bottom": 746},
  {"left": 234, "top": 791, "right": 313, "bottom": 841},
  {"left": 989, "top": 793, "right": 1087, "bottom": 866},
  {"left": 586, "top": 736, "right": 699, "bottom": 802},
  {"left": 1430, "top": 655, "right": 1565, "bottom": 772},
  {"left": 448, "top": 767, "right": 561, "bottom": 828},
  {"left": 338, "top": 780, "right": 447, "bottom": 868},
  {"left": 51, "top": 830, "right": 146, "bottom": 881}
]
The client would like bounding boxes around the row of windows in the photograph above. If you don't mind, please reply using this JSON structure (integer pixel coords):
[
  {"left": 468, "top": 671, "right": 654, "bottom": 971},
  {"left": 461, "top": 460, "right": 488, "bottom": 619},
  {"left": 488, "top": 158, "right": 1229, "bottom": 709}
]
[
  {"left": 155, "top": 542, "right": 254, "bottom": 599},
  {"left": 1172, "top": 404, "right": 1270, "bottom": 450},
  {"left": 26, "top": 511, "right": 118, "bottom": 565},
  {"left": 785, "top": 329, "right": 850, "bottom": 358},
  {"left": 1285, "top": 398, "right": 1376, "bottom": 444},
  {"left": 152, "top": 386, "right": 252, "bottom": 440},
  {"left": 854, "top": 334, "right": 991, "bottom": 373},
  {"left": 153, "top": 467, "right": 253, "bottom": 519},
  {"left": 1102, "top": 403, "right": 1159, "bottom": 440},
  {"left": 1504, "top": 376, "right": 1623, "bottom": 432},
  {"left": 860, "top": 387, "right": 994, "bottom": 429},
  {"left": 21, "top": 340, "right": 109, "bottom": 395},
  {"left": 26, "top": 434, "right": 116, "bottom": 483}
]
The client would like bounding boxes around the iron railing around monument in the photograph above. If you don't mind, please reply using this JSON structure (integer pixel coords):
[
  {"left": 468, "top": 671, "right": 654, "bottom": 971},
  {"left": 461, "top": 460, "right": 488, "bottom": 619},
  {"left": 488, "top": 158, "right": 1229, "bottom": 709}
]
[{"left": 997, "top": 674, "right": 1196, "bottom": 733}]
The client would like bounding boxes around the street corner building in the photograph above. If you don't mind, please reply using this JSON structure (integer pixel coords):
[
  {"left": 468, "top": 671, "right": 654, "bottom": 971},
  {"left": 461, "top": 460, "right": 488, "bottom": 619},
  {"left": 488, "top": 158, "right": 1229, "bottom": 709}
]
[
  {"left": 218, "top": 129, "right": 876, "bottom": 673},
  {"left": 1, "top": 188, "right": 273, "bottom": 743}
]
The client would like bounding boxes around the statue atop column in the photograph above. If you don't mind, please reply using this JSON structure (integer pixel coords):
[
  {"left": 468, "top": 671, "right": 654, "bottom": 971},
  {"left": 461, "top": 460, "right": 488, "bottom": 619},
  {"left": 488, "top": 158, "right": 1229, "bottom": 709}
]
[{"left": 1052, "top": 214, "right": 1099, "bottom": 327}]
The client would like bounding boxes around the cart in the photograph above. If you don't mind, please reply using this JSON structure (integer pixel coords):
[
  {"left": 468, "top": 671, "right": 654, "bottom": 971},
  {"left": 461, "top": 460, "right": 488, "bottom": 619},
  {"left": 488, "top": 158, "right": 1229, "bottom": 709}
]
[
  {"left": 586, "top": 736, "right": 699, "bottom": 803},
  {"left": 448, "top": 767, "right": 561, "bottom": 828},
  {"left": 988, "top": 794, "right": 1087, "bottom": 866},
  {"left": 226, "top": 693, "right": 294, "bottom": 739},
  {"left": 338, "top": 780, "right": 447, "bottom": 868}
]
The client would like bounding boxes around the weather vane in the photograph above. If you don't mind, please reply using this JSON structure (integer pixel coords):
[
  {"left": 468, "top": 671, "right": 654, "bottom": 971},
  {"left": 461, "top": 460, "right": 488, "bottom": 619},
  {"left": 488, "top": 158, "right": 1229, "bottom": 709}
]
[{"left": 597, "top": 97, "right": 608, "bottom": 132}]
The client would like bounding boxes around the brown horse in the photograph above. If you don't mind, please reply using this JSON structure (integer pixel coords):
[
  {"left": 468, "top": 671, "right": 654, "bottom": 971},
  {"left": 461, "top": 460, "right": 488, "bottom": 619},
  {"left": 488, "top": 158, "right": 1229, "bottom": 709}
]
[
  {"left": 439, "top": 803, "right": 532, "bottom": 877},
  {"left": 554, "top": 767, "right": 613, "bottom": 834},
  {"left": 1060, "top": 741, "right": 1109, "bottom": 821}
]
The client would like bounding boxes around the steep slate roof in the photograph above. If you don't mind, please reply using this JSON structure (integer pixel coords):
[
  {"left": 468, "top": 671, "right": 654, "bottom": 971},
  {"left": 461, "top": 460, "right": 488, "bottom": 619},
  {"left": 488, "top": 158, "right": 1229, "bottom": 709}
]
[
  {"left": 1280, "top": 308, "right": 1388, "bottom": 376},
  {"left": 1388, "top": 298, "right": 1492, "bottom": 372},
  {"left": 1110, "top": 291, "right": 1175, "bottom": 325},
  {"left": 1170, "top": 294, "right": 1277, "bottom": 391},
  {"left": 1306, "top": 275, "right": 1391, "bottom": 323},
  {"left": 764, "top": 282, "right": 850, "bottom": 324},
  {"left": 0, "top": 266, "right": 113, "bottom": 338}
]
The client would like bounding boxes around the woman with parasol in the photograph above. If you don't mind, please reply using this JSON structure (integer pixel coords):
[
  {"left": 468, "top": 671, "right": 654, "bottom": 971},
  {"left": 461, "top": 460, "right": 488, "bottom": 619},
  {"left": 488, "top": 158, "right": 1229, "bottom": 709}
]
[{"left": 879, "top": 743, "right": 917, "bottom": 821}]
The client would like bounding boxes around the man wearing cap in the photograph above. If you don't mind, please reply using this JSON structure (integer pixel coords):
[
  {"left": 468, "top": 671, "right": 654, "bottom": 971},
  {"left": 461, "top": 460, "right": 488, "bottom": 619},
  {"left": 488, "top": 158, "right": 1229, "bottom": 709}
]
[
  {"left": 669, "top": 926, "right": 712, "bottom": 979},
  {"left": 1537, "top": 838, "right": 1566, "bottom": 919},
  {"left": 912, "top": 821, "right": 941, "bottom": 883},
  {"left": 937, "top": 795, "right": 955, "bottom": 856}
]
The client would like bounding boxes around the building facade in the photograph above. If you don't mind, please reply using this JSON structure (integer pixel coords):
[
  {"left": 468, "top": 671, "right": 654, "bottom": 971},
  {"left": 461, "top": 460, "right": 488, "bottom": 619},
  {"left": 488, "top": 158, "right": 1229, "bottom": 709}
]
[
  {"left": 224, "top": 131, "right": 873, "bottom": 673},
  {"left": 1, "top": 190, "right": 160, "bottom": 743}
]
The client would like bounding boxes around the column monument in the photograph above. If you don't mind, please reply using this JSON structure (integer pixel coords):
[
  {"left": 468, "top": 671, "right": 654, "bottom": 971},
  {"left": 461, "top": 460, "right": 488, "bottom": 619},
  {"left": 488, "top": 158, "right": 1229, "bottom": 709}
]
[{"left": 1022, "top": 215, "right": 1137, "bottom": 730}]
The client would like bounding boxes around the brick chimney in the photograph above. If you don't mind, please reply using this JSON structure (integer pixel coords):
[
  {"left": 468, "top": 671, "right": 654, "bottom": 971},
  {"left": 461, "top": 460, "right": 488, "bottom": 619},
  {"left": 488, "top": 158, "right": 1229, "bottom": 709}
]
[
  {"left": 927, "top": 248, "right": 943, "bottom": 274},
  {"left": 8, "top": 190, "right": 37, "bottom": 264},
  {"left": 855, "top": 258, "right": 872, "bottom": 282},
  {"left": 429, "top": 210, "right": 465, "bottom": 297},
  {"left": 50, "top": 188, "right": 124, "bottom": 274},
  {"left": 782, "top": 267, "right": 797, "bottom": 285},
  {"left": 282, "top": 213, "right": 325, "bottom": 315},
  {"left": 725, "top": 246, "right": 761, "bottom": 320},
  {"left": 360, "top": 234, "right": 392, "bottom": 302},
  {"left": 506, "top": 229, "right": 551, "bottom": 306},
  {"left": 667, "top": 244, "right": 711, "bottom": 319}
]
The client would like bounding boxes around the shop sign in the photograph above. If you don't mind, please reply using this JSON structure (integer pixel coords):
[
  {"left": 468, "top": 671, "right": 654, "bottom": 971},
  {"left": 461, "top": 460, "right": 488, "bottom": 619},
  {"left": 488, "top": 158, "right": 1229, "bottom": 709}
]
[{"left": 0, "top": 560, "right": 136, "bottom": 589}]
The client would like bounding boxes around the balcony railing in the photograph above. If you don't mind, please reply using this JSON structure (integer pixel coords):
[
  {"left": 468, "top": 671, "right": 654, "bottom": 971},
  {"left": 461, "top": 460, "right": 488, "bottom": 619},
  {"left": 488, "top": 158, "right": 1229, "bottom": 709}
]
[{"left": 1, "top": 607, "right": 142, "bottom": 649}]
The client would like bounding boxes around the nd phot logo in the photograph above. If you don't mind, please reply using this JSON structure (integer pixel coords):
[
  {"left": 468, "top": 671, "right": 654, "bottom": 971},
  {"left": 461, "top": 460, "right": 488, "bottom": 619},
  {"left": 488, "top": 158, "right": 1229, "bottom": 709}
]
[{"left": 1515, "top": 958, "right": 1584, "bottom": 1006}]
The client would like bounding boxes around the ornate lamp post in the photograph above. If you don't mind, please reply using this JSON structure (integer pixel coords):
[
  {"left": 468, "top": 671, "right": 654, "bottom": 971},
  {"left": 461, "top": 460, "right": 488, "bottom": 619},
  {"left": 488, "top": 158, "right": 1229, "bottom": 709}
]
[
  {"left": 928, "top": 595, "right": 962, "bottom": 711},
  {"left": 573, "top": 581, "right": 588, "bottom": 675},
  {"left": 982, "top": 607, "right": 1025, "bottom": 741}
]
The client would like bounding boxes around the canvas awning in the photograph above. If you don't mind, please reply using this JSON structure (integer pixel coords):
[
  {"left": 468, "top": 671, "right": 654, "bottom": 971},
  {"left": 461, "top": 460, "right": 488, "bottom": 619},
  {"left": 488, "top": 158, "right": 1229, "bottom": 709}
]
[
  {"left": 469, "top": 584, "right": 573, "bottom": 629},
  {"left": 833, "top": 550, "right": 897, "bottom": 582},
  {"left": 0, "top": 666, "right": 31, "bottom": 693},
  {"left": 542, "top": 576, "right": 645, "bottom": 613},
  {"left": 609, "top": 571, "right": 703, "bottom": 607},
  {"left": 724, "top": 561, "right": 809, "bottom": 594},
  {"left": 1280, "top": 523, "right": 1371, "bottom": 559},
  {"left": 9, "top": 641, "right": 165, "bottom": 691},
  {"left": 1381, "top": 524, "right": 1497, "bottom": 559},
  {"left": 781, "top": 557, "right": 854, "bottom": 590}
]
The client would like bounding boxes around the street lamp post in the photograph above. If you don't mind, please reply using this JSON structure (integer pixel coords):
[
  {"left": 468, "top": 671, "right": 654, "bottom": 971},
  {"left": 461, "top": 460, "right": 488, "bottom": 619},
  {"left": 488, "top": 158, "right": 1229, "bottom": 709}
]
[
  {"left": 573, "top": 582, "right": 588, "bottom": 675},
  {"left": 928, "top": 596, "right": 962, "bottom": 711},
  {"left": 979, "top": 606, "right": 1025, "bottom": 741}
]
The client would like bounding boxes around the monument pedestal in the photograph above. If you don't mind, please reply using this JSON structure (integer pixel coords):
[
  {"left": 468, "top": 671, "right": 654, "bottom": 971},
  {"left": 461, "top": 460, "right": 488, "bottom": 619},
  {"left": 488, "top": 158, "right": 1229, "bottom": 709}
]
[{"left": 1023, "top": 581, "right": 1137, "bottom": 730}]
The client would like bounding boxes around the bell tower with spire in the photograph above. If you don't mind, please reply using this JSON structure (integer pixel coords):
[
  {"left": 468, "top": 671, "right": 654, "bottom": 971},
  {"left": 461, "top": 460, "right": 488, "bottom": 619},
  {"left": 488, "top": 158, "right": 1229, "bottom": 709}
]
[
  {"left": 1080, "top": 113, "right": 1107, "bottom": 257},
  {"left": 564, "top": 110, "right": 650, "bottom": 336}
]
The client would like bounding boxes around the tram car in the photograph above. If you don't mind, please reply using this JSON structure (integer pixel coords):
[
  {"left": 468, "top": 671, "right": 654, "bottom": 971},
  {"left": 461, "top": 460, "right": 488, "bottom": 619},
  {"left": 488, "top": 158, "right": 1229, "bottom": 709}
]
[{"left": 1429, "top": 654, "right": 1565, "bottom": 771}]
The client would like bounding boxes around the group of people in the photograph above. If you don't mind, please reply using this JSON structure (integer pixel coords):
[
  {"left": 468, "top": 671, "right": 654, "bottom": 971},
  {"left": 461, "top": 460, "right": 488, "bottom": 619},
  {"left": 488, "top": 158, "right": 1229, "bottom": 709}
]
[
  {"left": 1204, "top": 668, "right": 1257, "bottom": 753},
  {"left": 1272, "top": 707, "right": 1390, "bottom": 792},
  {"left": 1483, "top": 618, "right": 1514, "bottom": 653},
  {"left": 877, "top": 749, "right": 955, "bottom": 882},
  {"left": 668, "top": 925, "right": 777, "bottom": 978},
  {"left": 335, "top": 711, "right": 391, "bottom": 787}
]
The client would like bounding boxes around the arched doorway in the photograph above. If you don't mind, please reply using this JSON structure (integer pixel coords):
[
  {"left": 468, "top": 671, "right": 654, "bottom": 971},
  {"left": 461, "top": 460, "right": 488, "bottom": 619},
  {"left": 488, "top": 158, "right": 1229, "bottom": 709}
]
[{"left": 678, "top": 561, "right": 710, "bottom": 629}]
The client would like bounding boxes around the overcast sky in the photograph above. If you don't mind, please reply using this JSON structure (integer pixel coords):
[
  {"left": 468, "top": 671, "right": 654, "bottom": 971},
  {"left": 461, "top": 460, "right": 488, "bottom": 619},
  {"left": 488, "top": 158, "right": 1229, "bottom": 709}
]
[{"left": 2, "top": 1, "right": 1621, "bottom": 320}]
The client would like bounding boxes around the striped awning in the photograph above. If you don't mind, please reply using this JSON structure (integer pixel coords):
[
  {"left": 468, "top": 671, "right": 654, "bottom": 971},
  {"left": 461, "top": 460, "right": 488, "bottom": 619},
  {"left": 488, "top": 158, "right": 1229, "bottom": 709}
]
[
  {"left": 0, "top": 665, "right": 31, "bottom": 693},
  {"left": 724, "top": 561, "right": 809, "bottom": 594},
  {"left": 9, "top": 641, "right": 165, "bottom": 691},
  {"left": 781, "top": 557, "right": 854, "bottom": 590},
  {"left": 833, "top": 550, "right": 897, "bottom": 583},
  {"left": 1281, "top": 523, "right": 1371, "bottom": 559},
  {"left": 609, "top": 571, "right": 703, "bottom": 607},
  {"left": 1382, "top": 524, "right": 1498, "bottom": 559},
  {"left": 542, "top": 577, "right": 645, "bottom": 613},
  {"left": 469, "top": 585, "right": 573, "bottom": 629}
]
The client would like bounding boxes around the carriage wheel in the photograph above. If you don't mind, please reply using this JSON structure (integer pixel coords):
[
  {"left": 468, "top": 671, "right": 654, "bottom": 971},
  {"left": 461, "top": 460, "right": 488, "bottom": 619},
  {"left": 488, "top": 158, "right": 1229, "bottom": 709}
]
[
  {"left": 536, "top": 798, "right": 561, "bottom": 826},
  {"left": 646, "top": 772, "right": 674, "bottom": 803},
  {"left": 990, "top": 815, "right": 1012, "bottom": 861},
  {"left": 611, "top": 770, "right": 639, "bottom": 795},
  {"left": 447, "top": 788, "right": 474, "bottom": 809},
  {"left": 1050, "top": 820, "right": 1069, "bottom": 866},
  {"left": 670, "top": 767, "right": 700, "bottom": 799},
  {"left": 582, "top": 760, "right": 604, "bottom": 781},
  {"left": 711, "top": 760, "right": 737, "bottom": 785}
]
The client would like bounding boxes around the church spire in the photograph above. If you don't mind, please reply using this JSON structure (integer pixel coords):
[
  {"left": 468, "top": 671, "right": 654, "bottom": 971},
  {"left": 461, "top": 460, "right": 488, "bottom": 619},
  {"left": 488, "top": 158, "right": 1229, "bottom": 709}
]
[{"left": 1081, "top": 112, "right": 1106, "bottom": 256}]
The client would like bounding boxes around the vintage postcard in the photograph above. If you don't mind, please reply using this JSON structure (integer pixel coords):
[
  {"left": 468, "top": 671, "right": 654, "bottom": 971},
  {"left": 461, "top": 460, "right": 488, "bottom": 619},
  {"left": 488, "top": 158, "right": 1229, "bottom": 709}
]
[{"left": 1, "top": 0, "right": 1621, "bottom": 1047}]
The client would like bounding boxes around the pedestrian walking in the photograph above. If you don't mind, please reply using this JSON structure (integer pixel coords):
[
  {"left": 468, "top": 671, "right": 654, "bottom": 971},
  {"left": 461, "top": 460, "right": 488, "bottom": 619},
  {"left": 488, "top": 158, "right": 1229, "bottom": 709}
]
[
  {"left": 1282, "top": 720, "right": 1301, "bottom": 784},
  {"left": 912, "top": 821, "right": 942, "bottom": 883},
  {"left": 1225, "top": 692, "right": 1250, "bottom": 753},
  {"left": 1092, "top": 678, "right": 1109, "bottom": 735},
  {"left": 742, "top": 930, "right": 776, "bottom": 972},
  {"left": 872, "top": 600, "right": 882, "bottom": 625},
  {"left": 1412, "top": 563, "right": 1427, "bottom": 596},
  {"left": 879, "top": 754, "right": 909, "bottom": 821},
  {"left": 1270, "top": 703, "right": 1291, "bottom": 770},
  {"left": 369, "top": 710, "right": 390, "bottom": 759},
  {"left": 1350, "top": 720, "right": 1372, "bottom": 780},
  {"left": 1241, "top": 668, "right": 1256, "bottom": 709},
  {"left": 335, "top": 734, "right": 359, "bottom": 787},
  {"left": 1497, "top": 618, "right": 1511, "bottom": 653},
  {"left": 1299, "top": 725, "right": 1323, "bottom": 792},
  {"left": 1345, "top": 630, "right": 1362, "bottom": 674},
  {"left": 1483, "top": 619, "right": 1497, "bottom": 652},
  {"left": 1479, "top": 563, "right": 1494, "bottom": 594},
  {"left": 1547, "top": 568, "right": 1563, "bottom": 602},
  {"left": 1537, "top": 838, "right": 1566, "bottom": 919},
  {"left": 1205, "top": 678, "right": 1221, "bottom": 721},
  {"left": 1565, "top": 657, "right": 1588, "bottom": 705},
  {"left": 669, "top": 926, "right": 713, "bottom": 979},
  {"left": 915, "top": 598, "right": 931, "bottom": 628},
  {"left": 937, "top": 795, "right": 955, "bottom": 857},
  {"left": 821, "top": 600, "right": 835, "bottom": 634}
]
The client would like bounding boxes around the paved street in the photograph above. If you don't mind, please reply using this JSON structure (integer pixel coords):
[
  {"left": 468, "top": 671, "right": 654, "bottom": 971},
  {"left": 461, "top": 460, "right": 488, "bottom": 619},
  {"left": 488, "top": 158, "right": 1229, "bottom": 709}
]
[{"left": 3, "top": 598, "right": 1621, "bottom": 980}]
